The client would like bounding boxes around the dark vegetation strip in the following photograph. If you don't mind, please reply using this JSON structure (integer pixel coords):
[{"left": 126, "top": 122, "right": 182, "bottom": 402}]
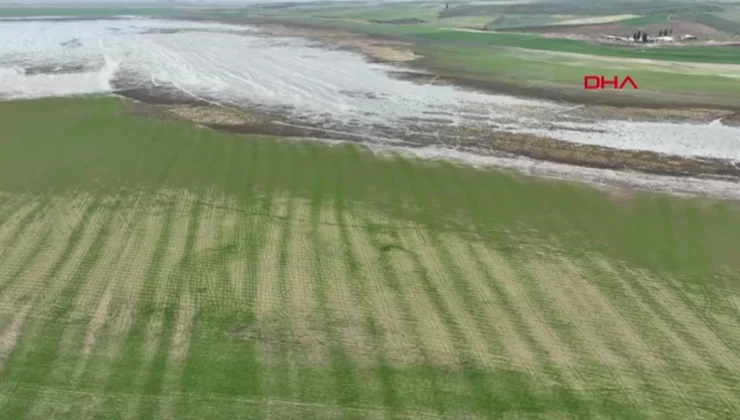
[
  {"left": 394, "top": 156, "right": 498, "bottom": 416},
  {"left": 334, "top": 144, "right": 402, "bottom": 419},
  {"left": 268, "top": 141, "right": 298, "bottom": 406},
  {"left": 72, "top": 199, "right": 152, "bottom": 417},
  {"left": 106, "top": 196, "right": 179, "bottom": 420},
  {"left": 306, "top": 143, "right": 364, "bottom": 417},
  {"left": 137, "top": 138, "right": 206, "bottom": 420},
  {"left": 0, "top": 196, "right": 112, "bottom": 418},
  {"left": 359, "top": 153, "right": 451, "bottom": 416},
  {"left": 441, "top": 161, "right": 599, "bottom": 417}
]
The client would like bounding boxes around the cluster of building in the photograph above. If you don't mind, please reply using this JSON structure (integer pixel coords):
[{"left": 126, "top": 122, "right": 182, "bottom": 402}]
[{"left": 601, "top": 32, "right": 698, "bottom": 44}]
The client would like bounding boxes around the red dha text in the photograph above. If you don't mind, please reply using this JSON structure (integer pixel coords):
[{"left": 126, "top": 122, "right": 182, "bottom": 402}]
[{"left": 583, "top": 75, "right": 639, "bottom": 90}]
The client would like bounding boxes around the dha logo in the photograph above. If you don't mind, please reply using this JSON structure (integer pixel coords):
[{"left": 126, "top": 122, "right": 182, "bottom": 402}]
[{"left": 583, "top": 75, "right": 639, "bottom": 90}]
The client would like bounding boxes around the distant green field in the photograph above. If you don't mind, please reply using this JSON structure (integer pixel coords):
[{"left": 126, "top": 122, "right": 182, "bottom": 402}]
[
  {"left": 485, "top": 13, "right": 567, "bottom": 29},
  {"left": 417, "top": 43, "right": 740, "bottom": 96},
  {"left": 305, "top": 20, "right": 740, "bottom": 64},
  {"left": 312, "top": 7, "right": 441, "bottom": 22},
  {"left": 620, "top": 14, "right": 671, "bottom": 27},
  {"left": 678, "top": 12, "right": 740, "bottom": 34},
  {"left": 0, "top": 96, "right": 739, "bottom": 419},
  {"left": 411, "top": 29, "right": 740, "bottom": 63}
]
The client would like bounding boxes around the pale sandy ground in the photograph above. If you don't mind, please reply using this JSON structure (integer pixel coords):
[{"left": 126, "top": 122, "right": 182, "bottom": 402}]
[{"left": 557, "top": 14, "right": 640, "bottom": 25}]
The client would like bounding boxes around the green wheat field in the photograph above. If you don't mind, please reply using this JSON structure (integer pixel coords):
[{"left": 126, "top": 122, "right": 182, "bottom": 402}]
[{"left": 0, "top": 97, "right": 738, "bottom": 419}]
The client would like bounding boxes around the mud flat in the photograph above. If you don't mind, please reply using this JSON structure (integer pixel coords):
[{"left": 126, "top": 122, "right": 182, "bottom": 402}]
[
  {"left": 1, "top": 17, "right": 740, "bottom": 198},
  {"left": 129, "top": 101, "right": 740, "bottom": 201}
]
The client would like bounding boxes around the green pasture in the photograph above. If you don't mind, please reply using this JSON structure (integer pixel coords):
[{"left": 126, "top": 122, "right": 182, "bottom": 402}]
[
  {"left": 286, "top": 18, "right": 740, "bottom": 65},
  {"left": 0, "top": 96, "right": 738, "bottom": 419},
  {"left": 620, "top": 14, "right": 672, "bottom": 27},
  {"left": 414, "top": 44, "right": 740, "bottom": 96}
]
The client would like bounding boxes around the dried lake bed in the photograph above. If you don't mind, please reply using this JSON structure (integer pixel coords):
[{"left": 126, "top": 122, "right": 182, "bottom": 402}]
[{"left": 1, "top": 17, "right": 739, "bottom": 198}]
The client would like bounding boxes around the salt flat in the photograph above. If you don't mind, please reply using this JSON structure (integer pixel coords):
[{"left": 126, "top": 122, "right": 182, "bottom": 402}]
[{"left": 0, "top": 17, "right": 739, "bottom": 162}]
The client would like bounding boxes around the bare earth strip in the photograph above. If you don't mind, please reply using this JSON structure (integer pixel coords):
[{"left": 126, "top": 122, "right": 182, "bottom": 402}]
[
  {"left": 154, "top": 191, "right": 203, "bottom": 420},
  {"left": 287, "top": 199, "right": 328, "bottom": 365},
  {"left": 157, "top": 190, "right": 198, "bottom": 311},
  {"left": 158, "top": 292, "right": 196, "bottom": 420},
  {"left": 0, "top": 194, "right": 93, "bottom": 313},
  {"left": 67, "top": 201, "right": 138, "bottom": 323},
  {"left": 218, "top": 197, "right": 242, "bottom": 309},
  {"left": 0, "top": 193, "right": 102, "bottom": 408},
  {"left": 26, "top": 196, "right": 143, "bottom": 417},
  {"left": 651, "top": 270, "right": 740, "bottom": 374},
  {"left": 592, "top": 257, "right": 731, "bottom": 415},
  {"left": 525, "top": 256, "right": 644, "bottom": 412},
  {"left": 112, "top": 207, "right": 168, "bottom": 340},
  {"left": 191, "top": 189, "right": 221, "bottom": 314},
  {"left": 468, "top": 242, "right": 587, "bottom": 391},
  {"left": 342, "top": 210, "right": 420, "bottom": 366},
  {"left": 77, "top": 205, "right": 167, "bottom": 418},
  {"left": 14, "top": 386, "right": 489, "bottom": 420},
  {"left": 122, "top": 191, "right": 195, "bottom": 420},
  {"left": 446, "top": 235, "right": 539, "bottom": 371},
  {"left": 0, "top": 199, "right": 57, "bottom": 291},
  {"left": 319, "top": 205, "right": 373, "bottom": 366},
  {"left": 0, "top": 196, "right": 39, "bottom": 253},
  {"left": 402, "top": 228, "right": 492, "bottom": 368},
  {"left": 0, "top": 303, "right": 32, "bottom": 371},
  {"left": 389, "top": 222, "right": 459, "bottom": 369},
  {"left": 622, "top": 267, "right": 740, "bottom": 413},
  {"left": 255, "top": 194, "right": 290, "bottom": 360},
  {"left": 157, "top": 190, "right": 213, "bottom": 419}
]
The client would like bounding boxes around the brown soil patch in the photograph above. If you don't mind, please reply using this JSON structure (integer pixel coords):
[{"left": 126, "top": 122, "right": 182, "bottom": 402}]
[
  {"left": 568, "top": 105, "right": 735, "bottom": 123},
  {"left": 318, "top": 206, "right": 374, "bottom": 366},
  {"left": 287, "top": 200, "right": 329, "bottom": 365},
  {"left": 547, "top": 23, "right": 633, "bottom": 37},
  {"left": 167, "top": 105, "right": 248, "bottom": 126},
  {"left": 128, "top": 99, "right": 740, "bottom": 182},
  {"left": 389, "top": 223, "right": 460, "bottom": 368},
  {"left": 445, "top": 235, "right": 539, "bottom": 371},
  {"left": 0, "top": 303, "right": 31, "bottom": 370},
  {"left": 82, "top": 283, "right": 113, "bottom": 356},
  {"left": 248, "top": 22, "right": 419, "bottom": 64},
  {"left": 469, "top": 242, "right": 585, "bottom": 389},
  {"left": 401, "top": 228, "right": 492, "bottom": 368},
  {"left": 343, "top": 210, "right": 422, "bottom": 366}
]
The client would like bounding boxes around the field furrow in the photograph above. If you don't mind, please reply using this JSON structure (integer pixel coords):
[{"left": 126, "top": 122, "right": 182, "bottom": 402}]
[
  {"left": 403, "top": 228, "right": 492, "bottom": 368},
  {"left": 155, "top": 188, "right": 204, "bottom": 420},
  {"left": 0, "top": 96, "right": 739, "bottom": 419},
  {"left": 343, "top": 211, "right": 419, "bottom": 366},
  {"left": 388, "top": 226, "right": 459, "bottom": 369},
  {"left": 321, "top": 205, "right": 373, "bottom": 366},
  {"left": 255, "top": 195, "right": 290, "bottom": 330},
  {"left": 470, "top": 242, "right": 588, "bottom": 394},
  {"left": 288, "top": 199, "right": 328, "bottom": 365},
  {"left": 119, "top": 195, "right": 182, "bottom": 420}
]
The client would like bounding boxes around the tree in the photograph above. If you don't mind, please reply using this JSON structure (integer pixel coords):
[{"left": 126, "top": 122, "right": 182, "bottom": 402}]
[{"left": 642, "top": 32, "right": 648, "bottom": 42}]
